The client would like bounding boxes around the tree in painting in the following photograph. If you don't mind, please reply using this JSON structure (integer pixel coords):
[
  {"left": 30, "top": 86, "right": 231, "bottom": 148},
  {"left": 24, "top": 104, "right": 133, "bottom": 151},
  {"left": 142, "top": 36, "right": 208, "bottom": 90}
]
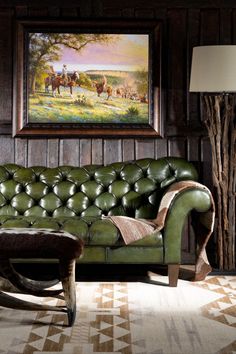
[{"left": 29, "top": 33, "right": 115, "bottom": 93}]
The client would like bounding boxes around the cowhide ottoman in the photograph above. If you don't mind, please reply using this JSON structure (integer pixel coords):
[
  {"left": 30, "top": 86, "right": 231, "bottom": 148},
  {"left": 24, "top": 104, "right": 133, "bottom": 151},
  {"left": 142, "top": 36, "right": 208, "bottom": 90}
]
[{"left": 0, "top": 228, "right": 83, "bottom": 326}]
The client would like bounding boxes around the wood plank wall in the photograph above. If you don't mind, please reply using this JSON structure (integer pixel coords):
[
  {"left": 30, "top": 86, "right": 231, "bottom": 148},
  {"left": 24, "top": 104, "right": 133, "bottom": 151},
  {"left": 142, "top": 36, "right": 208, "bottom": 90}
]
[{"left": 1, "top": 0, "right": 236, "bottom": 264}]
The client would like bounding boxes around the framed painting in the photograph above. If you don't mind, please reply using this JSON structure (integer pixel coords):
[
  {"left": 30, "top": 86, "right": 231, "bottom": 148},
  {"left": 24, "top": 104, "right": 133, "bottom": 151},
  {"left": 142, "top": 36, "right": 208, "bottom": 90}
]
[{"left": 13, "top": 20, "right": 163, "bottom": 137}]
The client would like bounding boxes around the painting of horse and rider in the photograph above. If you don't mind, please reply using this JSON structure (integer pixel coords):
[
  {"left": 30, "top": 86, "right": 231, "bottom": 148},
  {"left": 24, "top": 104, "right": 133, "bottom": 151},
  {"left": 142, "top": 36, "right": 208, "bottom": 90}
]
[{"left": 27, "top": 32, "right": 150, "bottom": 124}]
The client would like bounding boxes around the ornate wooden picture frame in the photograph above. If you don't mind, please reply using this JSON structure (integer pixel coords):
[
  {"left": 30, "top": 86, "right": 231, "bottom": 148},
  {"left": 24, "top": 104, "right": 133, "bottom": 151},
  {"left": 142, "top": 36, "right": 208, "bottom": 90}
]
[{"left": 13, "top": 19, "right": 163, "bottom": 137}]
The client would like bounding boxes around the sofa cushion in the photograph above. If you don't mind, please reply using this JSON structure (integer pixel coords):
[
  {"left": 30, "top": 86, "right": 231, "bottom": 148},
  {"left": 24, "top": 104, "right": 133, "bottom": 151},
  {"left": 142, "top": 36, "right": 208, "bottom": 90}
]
[
  {"left": 0, "top": 215, "right": 163, "bottom": 247},
  {"left": 0, "top": 158, "right": 198, "bottom": 219}
]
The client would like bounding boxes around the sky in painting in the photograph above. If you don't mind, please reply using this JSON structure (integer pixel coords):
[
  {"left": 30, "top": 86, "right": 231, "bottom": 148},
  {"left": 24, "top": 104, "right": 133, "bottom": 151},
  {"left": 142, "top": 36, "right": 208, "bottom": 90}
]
[{"left": 50, "top": 34, "right": 149, "bottom": 72}]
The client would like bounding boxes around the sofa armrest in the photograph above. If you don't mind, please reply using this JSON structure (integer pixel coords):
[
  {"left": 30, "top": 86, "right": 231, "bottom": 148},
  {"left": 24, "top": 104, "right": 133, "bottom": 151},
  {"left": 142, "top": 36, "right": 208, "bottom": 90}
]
[{"left": 162, "top": 185, "right": 213, "bottom": 264}]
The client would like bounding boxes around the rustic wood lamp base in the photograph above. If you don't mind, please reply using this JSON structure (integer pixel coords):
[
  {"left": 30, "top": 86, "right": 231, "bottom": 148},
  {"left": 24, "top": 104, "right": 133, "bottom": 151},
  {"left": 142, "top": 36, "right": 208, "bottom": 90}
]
[{"left": 203, "top": 94, "right": 236, "bottom": 270}]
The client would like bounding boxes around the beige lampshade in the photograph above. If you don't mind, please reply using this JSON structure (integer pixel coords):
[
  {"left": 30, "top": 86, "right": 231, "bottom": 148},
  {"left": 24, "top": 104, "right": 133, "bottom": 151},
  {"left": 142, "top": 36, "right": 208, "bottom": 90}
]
[{"left": 189, "top": 45, "right": 236, "bottom": 92}]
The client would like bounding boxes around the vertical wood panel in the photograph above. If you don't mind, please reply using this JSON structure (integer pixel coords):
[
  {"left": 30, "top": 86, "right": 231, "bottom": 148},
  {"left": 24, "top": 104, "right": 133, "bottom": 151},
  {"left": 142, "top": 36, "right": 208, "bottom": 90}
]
[
  {"left": 15, "top": 5, "right": 28, "bottom": 17},
  {"left": 232, "top": 9, "right": 236, "bottom": 43},
  {"left": 103, "top": 8, "right": 122, "bottom": 17},
  {"left": 187, "top": 9, "right": 201, "bottom": 125},
  {"left": 61, "top": 7, "right": 78, "bottom": 17},
  {"left": 200, "top": 137, "right": 213, "bottom": 188},
  {"left": 59, "top": 139, "right": 79, "bottom": 165},
  {"left": 122, "top": 8, "right": 135, "bottom": 17},
  {"left": 135, "top": 8, "right": 155, "bottom": 18},
  {"left": 92, "top": 139, "right": 103, "bottom": 165},
  {"left": 15, "top": 139, "right": 27, "bottom": 166},
  {"left": 80, "top": 0, "right": 92, "bottom": 17},
  {"left": 47, "top": 139, "right": 59, "bottom": 167},
  {"left": 0, "top": 9, "right": 12, "bottom": 122},
  {"left": 135, "top": 139, "right": 155, "bottom": 159},
  {"left": 168, "top": 138, "right": 187, "bottom": 157},
  {"left": 0, "top": 137, "right": 14, "bottom": 164},
  {"left": 92, "top": 0, "right": 103, "bottom": 17},
  {"left": 104, "top": 140, "right": 122, "bottom": 165},
  {"left": 200, "top": 9, "right": 220, "bottom": 44},
  {"left": 122, "top": 139, "right": 135, "bottom": 161},
  {"left": 48, "top": 6, "right": 60, "bottom": 17},
  {"left": 187, "top": 136, "right": 200, "bottom": 257},
  {"left": 167, "top": 9, "right": 187, "bottom": 125},
  {"left": 80, "top": 139, "right": 92, "bottom": 166},
  {"left": 28, "top": 140, "right": 47, "bottom": 166},
  {"left": 28, "top": 7, "right": 48, "bottom": 17},
  {"left": 187, "top": 137, "right": 199, "bottom": 162},
  {"left": 220, "top": 9, "right": 232, "bottom": 43},
  {"left": 155, "top": 138, "right": 168, "bottom": 158}
]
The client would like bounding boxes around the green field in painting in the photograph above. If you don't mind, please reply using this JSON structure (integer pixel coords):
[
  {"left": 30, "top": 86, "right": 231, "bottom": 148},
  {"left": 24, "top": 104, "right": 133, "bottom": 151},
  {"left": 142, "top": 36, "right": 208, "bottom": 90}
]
[{"left": 28, "top": 87, "right": 148, "bottom": 124}]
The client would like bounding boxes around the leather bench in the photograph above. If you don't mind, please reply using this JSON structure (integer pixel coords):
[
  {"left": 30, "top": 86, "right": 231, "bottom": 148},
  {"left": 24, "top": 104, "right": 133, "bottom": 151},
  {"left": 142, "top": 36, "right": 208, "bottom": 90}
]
[{"left": 0, "top": 228, "right": 83, "bottom": 326}]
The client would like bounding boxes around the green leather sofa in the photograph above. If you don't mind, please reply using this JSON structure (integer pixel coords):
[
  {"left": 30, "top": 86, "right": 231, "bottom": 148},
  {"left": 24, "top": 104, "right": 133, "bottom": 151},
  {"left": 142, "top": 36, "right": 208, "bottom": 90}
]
[{"left": 0, "top": 157, "right": 213, "bottom": 286}]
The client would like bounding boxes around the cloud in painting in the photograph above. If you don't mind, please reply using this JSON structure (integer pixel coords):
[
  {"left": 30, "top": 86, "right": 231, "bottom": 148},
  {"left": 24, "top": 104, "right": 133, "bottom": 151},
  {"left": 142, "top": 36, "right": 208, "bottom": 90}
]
[{"left": 53, "top": 34, "right": 149, "bottom": 72}]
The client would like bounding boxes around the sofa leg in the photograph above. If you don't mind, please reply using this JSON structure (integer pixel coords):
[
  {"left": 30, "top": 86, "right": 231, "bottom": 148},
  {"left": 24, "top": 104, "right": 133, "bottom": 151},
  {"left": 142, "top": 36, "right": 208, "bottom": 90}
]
[
  {"left": 168, "top": 264, "right": 180, "bottom": 287},
  {"left": 59, "top": 258, "right": 76, "bottom": 327}
]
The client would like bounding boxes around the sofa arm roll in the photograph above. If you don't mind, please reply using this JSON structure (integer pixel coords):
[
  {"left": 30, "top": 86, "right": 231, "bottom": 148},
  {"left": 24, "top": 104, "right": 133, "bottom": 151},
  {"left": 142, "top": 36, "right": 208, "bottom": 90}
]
[{"left": 163, "top": 187, "right": 213, "bottom": 264}]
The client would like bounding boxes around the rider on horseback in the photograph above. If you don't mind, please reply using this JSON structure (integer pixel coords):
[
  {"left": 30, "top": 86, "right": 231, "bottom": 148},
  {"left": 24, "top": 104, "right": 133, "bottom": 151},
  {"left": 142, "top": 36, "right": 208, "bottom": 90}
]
[{"left": 62, "top": 64, "right": 69, "bottom": 85}]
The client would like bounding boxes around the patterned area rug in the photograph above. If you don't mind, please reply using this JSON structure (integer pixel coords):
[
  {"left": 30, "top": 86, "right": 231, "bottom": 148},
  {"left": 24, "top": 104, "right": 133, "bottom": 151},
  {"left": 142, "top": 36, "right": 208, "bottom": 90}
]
[{"left": 0, "top": 275, "right": 235, "bottom": 354}]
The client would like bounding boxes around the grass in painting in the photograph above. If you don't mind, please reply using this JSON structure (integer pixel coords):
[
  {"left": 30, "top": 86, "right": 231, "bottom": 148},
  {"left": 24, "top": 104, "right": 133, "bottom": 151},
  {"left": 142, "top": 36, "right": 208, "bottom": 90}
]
[{"left": 29, "top": 86, "right": 148, "bottom": 124}]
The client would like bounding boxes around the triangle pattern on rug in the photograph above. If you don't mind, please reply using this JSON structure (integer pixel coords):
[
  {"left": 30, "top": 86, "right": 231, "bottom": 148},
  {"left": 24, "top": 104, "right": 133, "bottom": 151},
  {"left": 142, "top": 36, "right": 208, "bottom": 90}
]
[
  {"left": 99, "top": 333, "right": 113, "bottom": 344},
  {"left": 28, "top": 332, "right": 43, "bottom": 343},
  {"left": 113, "top": 325, "right": 130, "bottom": 338},
  {"left": 113, "top": 338, "right": 130, "bottom": 351},
  {"left": 0, "top": 278, "right": 235, "bottom": 354}
]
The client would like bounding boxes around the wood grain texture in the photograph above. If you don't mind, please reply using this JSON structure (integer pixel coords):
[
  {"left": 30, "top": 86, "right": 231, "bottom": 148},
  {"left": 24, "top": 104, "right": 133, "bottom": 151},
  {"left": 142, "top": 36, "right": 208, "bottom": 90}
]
[
  {"left": 167, "top": 9, "right": 187, "bottom": 125},
  {"left": 1, "top": 0, "right": 236, "bottom": 8},
  {"left": 48, "top": 6, "right": 60, "bottom": 17},
  {"left": 61, "top": 7, "right": 78, "bottom": 17},
  {"left": 0, "top": 137, "right": 14, "bottom": 164},
  {"left": 203, "top": 95, "right": 235, "bottom": 270},
  {"left": 187, "top": 9, "right": 201, "bottom": 126},
  {"left": 122, "top": 8, "right": 135, "bottom": 17},
  {"left": 200, "top": 137, "right": 213, "bottom": 189},
  {"left": 0, "top": 9, "right": 12, "bottom": 123},
  {"left": 155, "top": 138, "right": 168, "bottom": 158},
  {"left": 168, "top": 138, "right": 187, "bottom": 157},
  {"left": 0, "top": 0, "right": 234, "bottom": 266},
  {"left": 187, "top": 137, "right": 199, "bottom": 162},
  {"left": 122, "top": 139, "right": 135, "bottom": 161},
  {"left": 135, "top": 139, "right": 155, "bottom": 159},
  {"left": 47, "top": 139, "right": 59, "bottom": 167},
  {"left": 200, "top": 9, "right": 220, "bottom": 45},
  {"left": 59, "top": 139, "right": 79, "bottom": 166},
  {"left": 220, "top": 9, "right": 232, "bottom": 43},
  {"left": 92, "top": 139, "right": 103, "bottom": 164},
  {"left": 15, "top": 139, "right": 27, "bottom": 167},
  {"left": 104, "top": 140, "right": 122, "bottom": 165},
  {"left": 28, "top": 140, "right": 47, "bottom": 166},
  {"left": 233, "top": 9, "right": 236, "bottom": 43},
  {"left": 28, "top": 7, "right": 48, "bottom": 16},
  {"left": 15, "top": 5, "right": 28, "bottom": 17},
  {"left": 80, "top": 139, "right": 91, "bottom": 166},
  {"left": 135, "top": 8, "right": 155, "bottom": 18}
]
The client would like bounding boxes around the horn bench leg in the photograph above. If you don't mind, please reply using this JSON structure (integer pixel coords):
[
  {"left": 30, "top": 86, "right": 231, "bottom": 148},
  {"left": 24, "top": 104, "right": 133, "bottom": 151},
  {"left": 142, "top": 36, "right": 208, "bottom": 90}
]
[
  {"left": 59, "top": 258, "right": 77, "bottom": 327},
  {"left": 0, "top": 228, "right": 83, "bottom": 327}
]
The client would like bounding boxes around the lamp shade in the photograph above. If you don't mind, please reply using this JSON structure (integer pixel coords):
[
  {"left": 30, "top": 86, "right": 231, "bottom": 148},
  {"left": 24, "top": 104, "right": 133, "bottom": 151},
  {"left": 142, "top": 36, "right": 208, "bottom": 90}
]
[{"left": 189, "top": 45, "right": 236, "bottom": 92}]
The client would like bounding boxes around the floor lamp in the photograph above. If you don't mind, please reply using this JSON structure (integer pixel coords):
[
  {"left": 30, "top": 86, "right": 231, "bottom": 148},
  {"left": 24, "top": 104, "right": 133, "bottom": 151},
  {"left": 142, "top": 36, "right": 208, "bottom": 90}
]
[{"left": 189, "top": 46, "right": 236, "bottom": 270}]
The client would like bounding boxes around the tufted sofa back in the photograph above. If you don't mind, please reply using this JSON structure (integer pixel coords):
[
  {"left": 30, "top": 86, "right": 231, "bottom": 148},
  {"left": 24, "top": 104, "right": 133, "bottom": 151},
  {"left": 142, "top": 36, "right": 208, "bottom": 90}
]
[{"left": 0, "top": 157, "right": 198, "bottom": 219}]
